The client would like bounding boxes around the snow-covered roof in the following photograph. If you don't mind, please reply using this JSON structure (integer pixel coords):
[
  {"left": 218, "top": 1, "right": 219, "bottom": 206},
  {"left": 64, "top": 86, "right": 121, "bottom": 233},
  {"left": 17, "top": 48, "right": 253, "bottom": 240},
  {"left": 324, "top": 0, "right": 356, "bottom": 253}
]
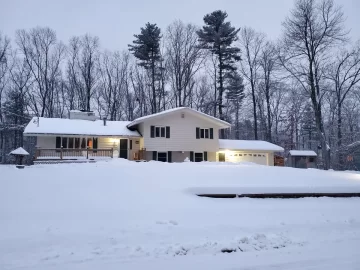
[
  {"left": 10, "top": 147, "right": 29, "bottom": 156},
  {"left": 24, "top": 117, "right": 141, "bottom": 137},
  {"left": 289, "top": 150, "right": 317, "bottom": 157},
  {"left": 219, "top": 139, "right": 284, "bottom": 152},
  {"left": 127, "top": 107, "right": 231, "bottom": 128}
]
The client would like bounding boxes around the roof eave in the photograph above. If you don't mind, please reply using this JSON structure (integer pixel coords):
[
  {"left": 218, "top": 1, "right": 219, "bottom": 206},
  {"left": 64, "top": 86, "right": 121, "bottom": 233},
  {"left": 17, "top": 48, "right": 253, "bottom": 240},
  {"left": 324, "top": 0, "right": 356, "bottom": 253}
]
[
  {"left": 24, "top": 132, "right": 141, "bottom": 137},
  {"left": 219, "top": 148, "right": 284, "bottom": 152}
]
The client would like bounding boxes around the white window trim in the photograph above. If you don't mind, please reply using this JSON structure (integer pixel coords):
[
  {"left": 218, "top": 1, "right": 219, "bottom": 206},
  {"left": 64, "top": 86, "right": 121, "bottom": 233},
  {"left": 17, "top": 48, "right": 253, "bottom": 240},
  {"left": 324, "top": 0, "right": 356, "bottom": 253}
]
[{"left": 200, "top": 128, "right": 210, "bottom": 139}]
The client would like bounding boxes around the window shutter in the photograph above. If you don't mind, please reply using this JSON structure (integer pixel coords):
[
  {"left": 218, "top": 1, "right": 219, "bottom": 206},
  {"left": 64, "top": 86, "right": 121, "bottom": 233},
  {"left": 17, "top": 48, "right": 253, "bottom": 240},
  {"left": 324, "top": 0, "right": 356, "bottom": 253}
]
[
  {"left": 196, "top": 127, "right": 200, "bottom": 139},
  {"left": 190, "top": 151, "right": 194, "bottom": 162},
  {"left": 168, "top": 151, "right": 172, "bottom": 163},
  {"left": 130, "top": 140, "right": 132, "bottom": 150},
  {"left": 56, "top": 137, "right": 61, "bottom": 148},
  {"left": 150, "top": 126, "right": 155, "bottom": 138},
  {"left": 204, "top": 151, "right": 208, "bottom": 161},
  {"left": 166, "top": 126, "right": 170, "bottom": 138},
  {"left": 210, "top": 128, "right": 214, "bottom": 139},
  {"left": 152, "top": 151, "right": 157, "bottom": 161}
]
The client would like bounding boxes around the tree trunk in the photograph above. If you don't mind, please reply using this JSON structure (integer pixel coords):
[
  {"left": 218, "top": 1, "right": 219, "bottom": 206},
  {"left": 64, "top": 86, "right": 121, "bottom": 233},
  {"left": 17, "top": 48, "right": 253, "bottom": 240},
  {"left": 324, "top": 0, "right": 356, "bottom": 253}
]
[
  {"left": 251, "top": 81, "right": 258, "bottom": 140},
  {"left": 266, "top": 91, "right": 271, "bottom": 142},
  {"left": 337, "top": 103, "right": 342, "bottom": 148},
  {"left": 151, "top": 60, "right": 156, "bottom": 114}
]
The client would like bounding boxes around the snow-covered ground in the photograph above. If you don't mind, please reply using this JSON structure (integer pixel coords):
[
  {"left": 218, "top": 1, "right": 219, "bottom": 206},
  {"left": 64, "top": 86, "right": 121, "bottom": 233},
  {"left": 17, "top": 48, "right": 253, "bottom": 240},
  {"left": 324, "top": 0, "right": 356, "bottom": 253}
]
[{"left": 1, "top": 160, "right": 360, "bottom": 270}]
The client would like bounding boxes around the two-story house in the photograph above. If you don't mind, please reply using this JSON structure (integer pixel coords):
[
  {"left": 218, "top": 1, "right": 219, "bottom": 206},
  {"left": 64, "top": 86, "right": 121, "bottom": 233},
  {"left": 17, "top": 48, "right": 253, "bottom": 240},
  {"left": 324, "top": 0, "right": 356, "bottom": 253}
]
[{"left": 23, "top": 107, "right": 284, "bottom": 165}]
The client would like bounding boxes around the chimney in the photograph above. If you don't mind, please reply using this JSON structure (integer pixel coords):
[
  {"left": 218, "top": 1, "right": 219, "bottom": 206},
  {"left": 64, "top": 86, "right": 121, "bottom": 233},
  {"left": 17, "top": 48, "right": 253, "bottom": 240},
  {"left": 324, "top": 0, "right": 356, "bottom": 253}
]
[{"left": 103, "top": 117, "right": 107, "bottom": 126}]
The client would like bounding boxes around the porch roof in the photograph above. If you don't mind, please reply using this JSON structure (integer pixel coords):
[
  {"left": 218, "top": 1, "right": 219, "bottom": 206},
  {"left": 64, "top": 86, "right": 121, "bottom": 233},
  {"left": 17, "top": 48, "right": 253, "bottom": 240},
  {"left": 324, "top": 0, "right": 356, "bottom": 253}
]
[{"left": 24, "top": 117, "right": 141, "bottom": 137}]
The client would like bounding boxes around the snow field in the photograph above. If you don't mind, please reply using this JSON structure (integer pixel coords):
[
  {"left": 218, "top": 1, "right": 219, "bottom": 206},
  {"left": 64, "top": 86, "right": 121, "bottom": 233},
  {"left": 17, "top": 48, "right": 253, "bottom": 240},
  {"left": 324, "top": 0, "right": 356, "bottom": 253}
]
[{"left": 1, "top": 160, "right": 360, "bottom": 269}]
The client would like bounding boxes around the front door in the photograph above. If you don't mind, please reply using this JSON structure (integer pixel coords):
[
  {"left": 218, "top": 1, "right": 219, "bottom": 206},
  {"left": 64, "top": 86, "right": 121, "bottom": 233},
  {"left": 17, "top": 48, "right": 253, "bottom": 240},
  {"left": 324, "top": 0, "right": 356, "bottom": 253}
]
[
  {"left": 119, "top": 139, "right": 128, "bottom": 159},
  {"left": 219, "top": 153, "right": 225, "bottom": 162}
]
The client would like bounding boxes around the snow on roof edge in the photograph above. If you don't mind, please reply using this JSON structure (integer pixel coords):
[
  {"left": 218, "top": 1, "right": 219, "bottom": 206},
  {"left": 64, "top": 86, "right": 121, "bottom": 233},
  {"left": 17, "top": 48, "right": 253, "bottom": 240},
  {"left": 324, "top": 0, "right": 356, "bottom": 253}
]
[
  {"left": 10, "top": 147, "right": 29, "bottom": 155},
  {"left": 219, "top": 139, "right": 284, "bottom": 152},
  {"left": 127, "top": 107, "right": 231, "bottom": 128},
  {"left": 24, "top": 117, "right": 141, "bottom": 137},
  {"left": 289, "top": 150, "right": 317, "bottom": 156}
]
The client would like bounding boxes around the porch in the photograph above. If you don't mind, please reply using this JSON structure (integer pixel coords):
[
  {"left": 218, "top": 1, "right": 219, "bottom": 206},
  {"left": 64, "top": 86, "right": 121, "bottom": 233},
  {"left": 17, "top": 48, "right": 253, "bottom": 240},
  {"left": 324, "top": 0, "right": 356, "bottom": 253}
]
[
  {"left": 35, "top": 148, "right": 114, "bottom": 160},
  {"left": 34, "top": 135, "right": 143, "bottom": 161}
]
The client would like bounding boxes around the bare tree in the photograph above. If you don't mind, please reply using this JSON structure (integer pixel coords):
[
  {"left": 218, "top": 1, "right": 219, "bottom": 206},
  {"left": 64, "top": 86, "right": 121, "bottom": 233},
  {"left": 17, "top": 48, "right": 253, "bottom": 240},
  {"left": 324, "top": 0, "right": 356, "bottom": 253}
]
[
  {"left": 97, "top": 51, "right": 131, "bottom": 120},
  {"left": 259, "top": 41, "right": 278, "bottom": 142},
  {"left": 79, "top": 34, "right": 100, "bottom": 111},
  {"left": 326, "top": 44, "right": 360, "bottom": 148},
  {"left": 165, "top": 20, "right": 205, "bottom": 107},
  {"left": 0, "top": 33, "right": 11, "bottom": 162},
  {"left": 280, "top": 0, "right": 348, "bottom": 169},
  {"left": 0, "top": 33, "right": 10, "bottom": 122},
  {"left": 239, "top": 27, "right": 265, "bottom": 140},
  {"left": 16, "top": 27, "right": 65, "bottom": 117}
]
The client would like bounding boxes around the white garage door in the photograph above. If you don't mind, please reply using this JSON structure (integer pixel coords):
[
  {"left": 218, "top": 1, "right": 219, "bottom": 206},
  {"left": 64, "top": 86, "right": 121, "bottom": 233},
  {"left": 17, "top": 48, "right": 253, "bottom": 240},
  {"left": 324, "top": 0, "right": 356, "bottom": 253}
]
[{"left": 229, "top": 152, "right": 268, "bottom": 165}]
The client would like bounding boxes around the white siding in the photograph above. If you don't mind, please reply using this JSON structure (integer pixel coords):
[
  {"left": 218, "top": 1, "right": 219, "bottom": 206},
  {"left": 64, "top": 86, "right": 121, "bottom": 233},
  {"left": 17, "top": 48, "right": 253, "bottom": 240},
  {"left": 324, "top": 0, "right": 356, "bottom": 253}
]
[
  {"left": 138, "top": 111, "right": 221, "bottom": 152},
  {"left": 144, "top": 151, "right": 217, "bottom": 162},
  {"left": 37, "top": 136, "right": 56, "bottom": 148}
]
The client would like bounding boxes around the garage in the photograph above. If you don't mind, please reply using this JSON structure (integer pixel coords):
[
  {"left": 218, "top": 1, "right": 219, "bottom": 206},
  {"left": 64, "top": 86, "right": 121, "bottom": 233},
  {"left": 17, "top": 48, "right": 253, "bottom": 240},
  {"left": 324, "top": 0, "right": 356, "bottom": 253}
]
[
  {"left": 218, "top": 139, "right": 284, "bottom": 166},
  {"left": 226, "top": 151, "right": 268, "bottom": 165}
]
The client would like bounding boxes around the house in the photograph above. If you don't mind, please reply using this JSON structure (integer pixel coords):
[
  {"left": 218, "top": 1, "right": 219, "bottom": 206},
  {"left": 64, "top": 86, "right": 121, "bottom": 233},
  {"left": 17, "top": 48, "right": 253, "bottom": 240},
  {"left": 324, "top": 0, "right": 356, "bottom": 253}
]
[
  {"left": 287, "top": 150, "right": 317, "bottom": 168},
  {"left": 23, "top": 107, "right": 284, "bottom": 164}
]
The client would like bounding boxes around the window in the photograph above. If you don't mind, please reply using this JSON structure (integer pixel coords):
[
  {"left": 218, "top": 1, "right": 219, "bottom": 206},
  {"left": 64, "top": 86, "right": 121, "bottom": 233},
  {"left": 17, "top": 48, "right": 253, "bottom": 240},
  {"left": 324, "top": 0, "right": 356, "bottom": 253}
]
[
  {"left": 309, "top": 157, "right": 315, "bottom": 162},
  {"left": 157, "top": 152, "right": 167, "bottom": 162},
  {"left": 68, "top": 138, "right": 74, "bottom": 148},
  {"left": 62, "top": 137, "right": 68, "bottom": 148},
  {"left": 239, "top": 154, "right": 243, "bottom": 156},
  {"left": 155, "top": 127, "right": 160, "bottom": 137},
  {"left": 75, "top": 138, "right": 80, "bottom": 148},
  {"left": 200, "top": 128, "right": 209, "bottom": 139},
  {"left": 196, "top": 127, "right": 213, "bottom": 139},
  {"left": 194, "top": 153, "right": 203, "bottom": 162},
  {"left": 56, "top": 137, "right": 61, "bottom": 148},
  {"left": 87, "top": 138, "right": 93, "bottom": 148},
  {"left": 154, "top": 126, "right": 167, "bottom": 138},
  {"left": 81, "top": 138, "right": 86, "bottom": 148}
]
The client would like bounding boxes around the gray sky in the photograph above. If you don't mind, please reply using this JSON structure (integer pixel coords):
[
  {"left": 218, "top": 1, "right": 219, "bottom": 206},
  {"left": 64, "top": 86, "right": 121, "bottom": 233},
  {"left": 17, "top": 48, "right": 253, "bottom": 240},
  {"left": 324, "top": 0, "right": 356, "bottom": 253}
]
[{"left": 1, "top": 0, "right": 359, "bottom": 51}]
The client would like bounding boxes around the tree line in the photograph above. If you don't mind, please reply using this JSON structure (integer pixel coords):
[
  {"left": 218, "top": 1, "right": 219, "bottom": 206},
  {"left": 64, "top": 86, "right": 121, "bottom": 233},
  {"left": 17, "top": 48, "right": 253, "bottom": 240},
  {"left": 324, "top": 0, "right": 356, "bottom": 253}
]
[{"left": 1, "top": 0, "right": 360, "bottom": 169}]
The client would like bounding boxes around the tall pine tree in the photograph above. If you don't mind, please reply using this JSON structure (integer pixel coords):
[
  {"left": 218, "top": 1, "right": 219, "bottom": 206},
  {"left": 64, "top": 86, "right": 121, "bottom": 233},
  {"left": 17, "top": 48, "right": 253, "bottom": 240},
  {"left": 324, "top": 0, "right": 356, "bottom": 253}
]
[
  {"left": 129, "top": 23, "right": 162, "bottom": 113},
  {"left": 197, "top": 10, "right": 241, "bottom": 124},
  {"left": 226, "top": 71, "right": 245, "bottom": 139}
]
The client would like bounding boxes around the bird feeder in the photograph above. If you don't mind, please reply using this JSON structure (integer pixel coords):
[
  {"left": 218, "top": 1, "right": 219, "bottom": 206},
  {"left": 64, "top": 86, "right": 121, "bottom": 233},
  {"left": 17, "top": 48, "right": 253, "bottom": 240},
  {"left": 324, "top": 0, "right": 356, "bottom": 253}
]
[{"left": 9, "top": 147, "right": 29, "bottom": 169}]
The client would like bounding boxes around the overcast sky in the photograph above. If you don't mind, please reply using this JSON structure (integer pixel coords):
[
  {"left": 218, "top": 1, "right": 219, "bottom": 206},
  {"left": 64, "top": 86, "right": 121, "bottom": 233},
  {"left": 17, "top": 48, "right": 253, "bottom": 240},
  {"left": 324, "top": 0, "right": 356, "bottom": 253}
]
[{"left": 1, "top": 0, "right": 359, "bottom": 51}]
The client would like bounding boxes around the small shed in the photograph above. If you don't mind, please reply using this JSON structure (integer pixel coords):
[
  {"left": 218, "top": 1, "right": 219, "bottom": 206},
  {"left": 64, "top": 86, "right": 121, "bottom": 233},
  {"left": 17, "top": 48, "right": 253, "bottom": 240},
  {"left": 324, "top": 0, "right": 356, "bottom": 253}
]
[
  {"left": 287, "top": 150, "right": 317, "bottom": 169},
  {"left": 340, "top": 141, "right": 360, "bottom": 171}
]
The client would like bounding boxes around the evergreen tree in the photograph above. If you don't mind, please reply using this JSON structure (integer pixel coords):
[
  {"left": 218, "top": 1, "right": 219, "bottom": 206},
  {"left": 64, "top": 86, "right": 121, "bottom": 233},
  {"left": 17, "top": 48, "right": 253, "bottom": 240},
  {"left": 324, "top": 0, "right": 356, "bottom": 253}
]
[
  {"left": 197, "top": 10, "right": 241, "bottom": 123},
  {"left": 129, "top": 23, "right": 162, "bottom": 113},
  {"left": 226, "top": 71, "right": 245, "bottom": 139}
]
